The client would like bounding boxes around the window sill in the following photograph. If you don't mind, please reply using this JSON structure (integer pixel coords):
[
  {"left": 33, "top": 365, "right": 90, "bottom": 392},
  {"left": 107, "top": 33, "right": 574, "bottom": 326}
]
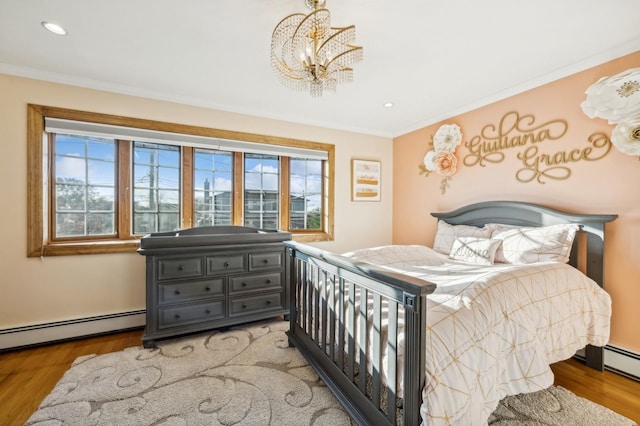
[
  {"left": 30, "top": 240, "right": 141, "bottom": 257},
  {"left": 29, "top": 231, "right": 333, "bottom": 257}
]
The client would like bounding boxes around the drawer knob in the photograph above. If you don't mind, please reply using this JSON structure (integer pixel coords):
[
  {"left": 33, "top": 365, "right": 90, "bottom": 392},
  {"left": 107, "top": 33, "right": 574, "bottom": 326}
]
[
  {"left": 205, "top": 286, "right": 211, "bottom": 291},
  {"left": 266, "top": 299, "right": 272, "bottom": 305},
  {"left": 174, "top": 289, "right": 181, "bottom": 295},
  {"left": 205, "top": 309, "right": 211, "bottom": 314},
  {"left": 242, "top": 303, "right": 247, "bottom": 309},
  {"left": 263, "top": 259, "right": 269, "bottom": 264},
  {"left": 174, "top": 313, "right": 181, "bottom": 319},
  {"left": 241, "top": 282, "right": 247, "bottom": 287},
  {"left": 224, "top": 262, "right": 229, "bottom": 267},
  {"left": 266, "top": 279, "right": 271, "bottom": 284},
  {"left": 178, "top": 265, "right": 184, "bottom": 271}
]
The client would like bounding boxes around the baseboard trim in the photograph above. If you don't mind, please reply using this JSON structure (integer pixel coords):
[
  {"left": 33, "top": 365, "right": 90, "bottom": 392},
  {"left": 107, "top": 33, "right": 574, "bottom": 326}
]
[
  {"left": 2, "top": 313, "right": 640, "bottom": 384},
  {"left": 604, "top": 344, "right": 640, "bottom": 381},
  {"left": 0, "top": 310, "right": 145, "bottom": 351}
]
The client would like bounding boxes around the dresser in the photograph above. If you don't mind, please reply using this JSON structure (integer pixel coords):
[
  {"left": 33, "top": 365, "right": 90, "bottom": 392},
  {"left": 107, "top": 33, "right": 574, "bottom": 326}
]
[{"left": 138, "top": 226, "right": 292, "bottom": 347}]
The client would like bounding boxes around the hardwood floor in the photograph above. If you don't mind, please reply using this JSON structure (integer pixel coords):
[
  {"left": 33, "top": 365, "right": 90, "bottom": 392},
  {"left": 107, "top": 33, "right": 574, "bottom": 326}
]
[{"left": 1, "top": 330, "right": 639, "bottom": 425}]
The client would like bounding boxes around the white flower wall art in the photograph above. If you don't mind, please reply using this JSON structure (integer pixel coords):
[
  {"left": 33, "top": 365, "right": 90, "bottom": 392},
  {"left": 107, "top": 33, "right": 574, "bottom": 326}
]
[
  {"left": 419, "top": 123, "right": 462, "bottom": 194},
  {"left": 581, "top": 67, "right": 640, "bottom": 157}
]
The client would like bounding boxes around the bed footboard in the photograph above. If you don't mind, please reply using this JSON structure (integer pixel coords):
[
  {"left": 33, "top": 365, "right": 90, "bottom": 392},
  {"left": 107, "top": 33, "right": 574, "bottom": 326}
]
[{"left": 285, "top": 241, "right": 436, "bottom": 426}]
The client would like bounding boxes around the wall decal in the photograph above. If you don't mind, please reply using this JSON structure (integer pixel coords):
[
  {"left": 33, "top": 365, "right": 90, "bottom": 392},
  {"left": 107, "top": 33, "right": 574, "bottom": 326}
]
[
  {"left": 462, "top": 111, "right": 611, "bottom": 184},
  {"left": 581, "top": 67, "right": 640, "bottom": 157},
  {"left": 418, "top": 123, "right": 462, "bottom": 194}
]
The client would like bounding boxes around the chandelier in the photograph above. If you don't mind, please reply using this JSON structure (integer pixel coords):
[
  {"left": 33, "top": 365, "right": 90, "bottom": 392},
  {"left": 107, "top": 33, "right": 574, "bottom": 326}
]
[{"left": 270, "top": 0, "right": 363, "bottom": 97}]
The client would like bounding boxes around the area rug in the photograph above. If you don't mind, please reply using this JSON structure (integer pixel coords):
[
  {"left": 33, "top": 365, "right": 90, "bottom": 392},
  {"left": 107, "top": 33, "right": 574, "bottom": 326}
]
[{"left": 27, "top": 319, "right": 636, "bottom": 426}]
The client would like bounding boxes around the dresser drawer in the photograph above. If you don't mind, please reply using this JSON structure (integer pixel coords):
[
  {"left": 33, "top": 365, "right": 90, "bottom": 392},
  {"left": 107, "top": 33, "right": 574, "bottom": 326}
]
[
  {"left": 158, "top": 278, "right": 225, "bottom": 305},
  {"left": 229, "top": 292, "right": 284, "bottom": 317},
  {"left": 157, "top": 257, "right": 203, "bottom": 280},
  {"left": 249, "top": 251, "right": 283, "bottom": 271},
  {"left": 158, "top": 301, "right": 225, "bottom": 329},
  {"left": 229, "top": 272, "right": 282, "bottom": 294},
  {"left": 207, "top": 254, "right": 245, "bottom": 274}
]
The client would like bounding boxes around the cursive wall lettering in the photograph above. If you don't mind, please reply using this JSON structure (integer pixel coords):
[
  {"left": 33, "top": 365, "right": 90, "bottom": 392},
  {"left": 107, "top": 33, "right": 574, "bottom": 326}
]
[
  {"left": 464, "top": 111, "right": 568, "bottom": 167},
  {"left": 462, "top": 111, "right": 610, "bottom": 184}
]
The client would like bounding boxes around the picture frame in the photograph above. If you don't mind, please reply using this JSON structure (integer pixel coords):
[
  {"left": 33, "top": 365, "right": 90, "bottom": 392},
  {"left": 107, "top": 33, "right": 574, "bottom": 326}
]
[{"left": 351, "top": 159, "right": 381, "bottom": 202}]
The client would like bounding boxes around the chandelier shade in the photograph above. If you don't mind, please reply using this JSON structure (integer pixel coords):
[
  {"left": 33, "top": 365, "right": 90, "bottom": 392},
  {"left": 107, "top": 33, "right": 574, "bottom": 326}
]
[{"left": 271, "top": 0, "right": 363, "bottom": 97}]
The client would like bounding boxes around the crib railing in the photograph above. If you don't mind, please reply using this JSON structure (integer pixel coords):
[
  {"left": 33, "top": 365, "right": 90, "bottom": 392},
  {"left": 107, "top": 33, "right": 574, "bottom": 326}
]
[{"left": 285, "top": 241, "right": 437, "bottom": 425}]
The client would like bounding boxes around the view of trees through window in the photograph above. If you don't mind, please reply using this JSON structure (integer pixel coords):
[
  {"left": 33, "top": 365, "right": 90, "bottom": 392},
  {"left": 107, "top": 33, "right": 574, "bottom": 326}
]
[{"left": 54, "top": 134, "right": 116, "bottom": 237}]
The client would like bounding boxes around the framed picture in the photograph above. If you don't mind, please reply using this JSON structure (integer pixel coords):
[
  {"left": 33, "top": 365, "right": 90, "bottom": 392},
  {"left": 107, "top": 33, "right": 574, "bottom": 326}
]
[{"left": 351, "top": 159, "right": 381, "bottom": 202}]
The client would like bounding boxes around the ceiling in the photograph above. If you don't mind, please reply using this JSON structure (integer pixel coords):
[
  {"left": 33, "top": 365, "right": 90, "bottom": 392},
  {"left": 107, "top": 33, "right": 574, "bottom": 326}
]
[{"left": 1, "top": 0, "right": 639, "bottom": 138}]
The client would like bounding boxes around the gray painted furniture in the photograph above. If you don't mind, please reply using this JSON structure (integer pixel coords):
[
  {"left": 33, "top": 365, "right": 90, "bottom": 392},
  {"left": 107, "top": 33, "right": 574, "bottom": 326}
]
[
  {"left": 138, "top": 226, "right": 291, "bottom": 348},
  {"left": 285, "top": 201, "right": 617, "bottom": 426}
]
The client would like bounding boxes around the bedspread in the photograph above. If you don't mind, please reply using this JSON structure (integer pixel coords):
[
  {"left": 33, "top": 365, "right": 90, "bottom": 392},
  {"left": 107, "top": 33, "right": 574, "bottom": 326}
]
[{"left": 343, "top": 245, "right": 612, "bottom": 426}]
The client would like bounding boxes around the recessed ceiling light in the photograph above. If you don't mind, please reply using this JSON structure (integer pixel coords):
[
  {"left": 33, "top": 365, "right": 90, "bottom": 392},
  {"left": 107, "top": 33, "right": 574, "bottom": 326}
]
[
  {"left": 383, "top": 102, "right": 395, "bottom": 108},
  {"left": 41, "top": 21, "right": 67, "bottom": 36}
]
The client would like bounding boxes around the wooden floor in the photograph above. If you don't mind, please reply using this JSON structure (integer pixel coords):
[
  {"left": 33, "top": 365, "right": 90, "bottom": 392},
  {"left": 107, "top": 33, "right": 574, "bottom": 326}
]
[{"left": 1, "top": 330, "right": 639, "bottom": 425}]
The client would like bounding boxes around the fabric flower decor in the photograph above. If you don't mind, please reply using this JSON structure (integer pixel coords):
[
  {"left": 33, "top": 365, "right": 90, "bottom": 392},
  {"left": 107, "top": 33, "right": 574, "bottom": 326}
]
[
  {"left": 611, "top": 116, "right": 640, "bottom": 156},
  {"left": 581, "top": 67, "right": 640, "bottom": 158},
  {"left": 418, "top": 123, "right": 462, "bottom": 194}
]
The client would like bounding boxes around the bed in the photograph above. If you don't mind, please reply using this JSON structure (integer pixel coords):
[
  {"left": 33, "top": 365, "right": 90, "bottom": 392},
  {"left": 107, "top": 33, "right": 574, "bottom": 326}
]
[{"left": 284, "top": 200, "right": 617, "bottom": 425}]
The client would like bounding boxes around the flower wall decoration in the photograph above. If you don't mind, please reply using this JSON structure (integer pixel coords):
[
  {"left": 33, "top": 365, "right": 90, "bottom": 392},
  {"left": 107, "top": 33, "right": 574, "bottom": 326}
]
[
  {"left": 581, "top": 67, "right": 640, "bottom": 157},
  {"left": 418, "top": 123, "right": 462, "bottom": 194}
]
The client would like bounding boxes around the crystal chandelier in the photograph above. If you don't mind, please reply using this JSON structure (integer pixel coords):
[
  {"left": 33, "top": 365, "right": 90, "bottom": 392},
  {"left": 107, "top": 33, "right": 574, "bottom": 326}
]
[{"left": 271, "top": 0, "right": 363, "bottom": 97}]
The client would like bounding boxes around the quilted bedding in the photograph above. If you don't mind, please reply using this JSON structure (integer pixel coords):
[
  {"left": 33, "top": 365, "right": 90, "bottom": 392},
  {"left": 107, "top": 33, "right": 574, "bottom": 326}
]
[{"left": 343, "top": 245, "right": 612, "bottom": 426}]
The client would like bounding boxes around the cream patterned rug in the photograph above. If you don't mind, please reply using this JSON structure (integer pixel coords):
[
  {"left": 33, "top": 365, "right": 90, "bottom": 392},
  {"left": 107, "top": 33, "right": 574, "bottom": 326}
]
[{"left": 27, "top": 319, "right": 636, "bottom": 426}]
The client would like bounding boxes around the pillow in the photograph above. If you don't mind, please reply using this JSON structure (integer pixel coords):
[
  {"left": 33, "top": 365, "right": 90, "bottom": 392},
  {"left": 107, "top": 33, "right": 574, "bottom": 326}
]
[
  {"left": 432, "top": 220, "right": 492, "bottom": 254},
  {"left": 449, "top": 237, "right": 502, "bottom": 265},
  {"left": 489, "top": 223, "right": 579, "bottom": 264}
]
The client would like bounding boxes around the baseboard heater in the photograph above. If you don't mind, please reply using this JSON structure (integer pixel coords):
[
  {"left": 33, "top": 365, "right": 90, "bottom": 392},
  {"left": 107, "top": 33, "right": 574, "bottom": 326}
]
[
  {"left": 573, "top": 345, "right": 639, "bottom": 382},
  {"left": 2, "top": 314, "right": 639, "bottom": 383},
  {"left": 0, "top": 310, "right": 145, "bottom": 351}
]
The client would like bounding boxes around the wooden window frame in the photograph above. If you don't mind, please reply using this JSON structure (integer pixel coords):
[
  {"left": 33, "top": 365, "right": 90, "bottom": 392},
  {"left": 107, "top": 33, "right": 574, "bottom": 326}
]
[{"left": 27, "top": 104, "right": 335, "bottom": 257}]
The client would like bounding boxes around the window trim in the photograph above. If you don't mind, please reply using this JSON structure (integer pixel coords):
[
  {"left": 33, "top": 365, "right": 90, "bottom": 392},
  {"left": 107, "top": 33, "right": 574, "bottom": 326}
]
[{"left": 27, "top": 104, "right": 335, "bottom": 257}]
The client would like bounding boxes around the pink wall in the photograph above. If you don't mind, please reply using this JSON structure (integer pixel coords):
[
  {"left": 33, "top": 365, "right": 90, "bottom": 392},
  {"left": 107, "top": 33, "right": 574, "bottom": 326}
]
[{"left": 393, "top": 51, "right": 640, "bottom": 352}]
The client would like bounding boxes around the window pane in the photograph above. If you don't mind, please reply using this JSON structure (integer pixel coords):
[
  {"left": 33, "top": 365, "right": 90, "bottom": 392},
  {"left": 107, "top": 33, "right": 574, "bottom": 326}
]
[
  {"left": 53, "top": 134, "right": 116, "bottom": 238},
  {"left": 56, "top": 157, "right": 86, "bottom": 183},
  {"left": 134, "top": 213, "right": 157, "bottom": 235},
  {"left": 87, "top": 213, "right": 114, "bottom": 235},
  {"left": 87, "top": 187, "right": 114, "bottom": 210},
  {"left": 244, "top": 154, "right": 279, "bottom": 229},
  {"left": 56, "top": 213, "right": 86, "bottom": 237},
  {"left": 193, "top": 149, "right": 233, "bottom": 227},
  {"left": 289, "top": 158, "right": 322, "bottom": 230},
  {"left": 133, "top": 142, "right": 180, "bottom": 233},
  {"left": 88, "top": 159, "right": 114, "bottom": 185},
  {"left": 56, "top": 183, "right": 86, "bottom": 211}
]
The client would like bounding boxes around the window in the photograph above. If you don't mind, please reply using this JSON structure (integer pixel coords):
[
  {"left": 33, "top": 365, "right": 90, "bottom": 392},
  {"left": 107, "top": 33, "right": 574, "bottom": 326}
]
[
  {"left": 132, "top": 142, "right": 181, "bottom": 234},
  {"left": 193, "top": 149, "right": 233, "bottom": 227},
  {"left": 244, "top": 154, "right": 279, "bottom": 229},
  {"left": 27, "top": 104, "right": 334, "bottom": 256},
  {"left": 289, "top": 158, "right": 323, "bottom": 230}
]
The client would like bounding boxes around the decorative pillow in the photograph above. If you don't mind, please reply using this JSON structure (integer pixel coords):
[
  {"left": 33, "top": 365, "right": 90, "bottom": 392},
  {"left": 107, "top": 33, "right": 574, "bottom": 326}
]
[
  {"left": 489, "top": 223, "right": 579, "bottom": 264},
  {"left": 433, "top": 221, "right": 492, "bottom": 255},
  {"left": 449, "top": 237, "right": 502, "bottom": 265}
]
